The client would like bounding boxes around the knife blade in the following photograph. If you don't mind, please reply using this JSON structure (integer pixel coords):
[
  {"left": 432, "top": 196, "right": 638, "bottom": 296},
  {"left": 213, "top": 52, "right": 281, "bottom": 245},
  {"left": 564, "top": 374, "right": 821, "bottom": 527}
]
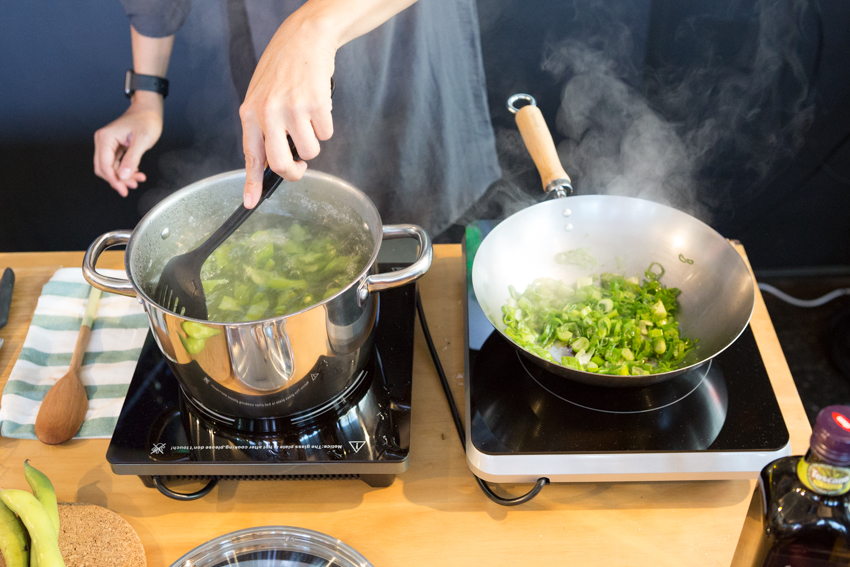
[{"left": 0, "top": 267, "right": 15, "bottom": 350}]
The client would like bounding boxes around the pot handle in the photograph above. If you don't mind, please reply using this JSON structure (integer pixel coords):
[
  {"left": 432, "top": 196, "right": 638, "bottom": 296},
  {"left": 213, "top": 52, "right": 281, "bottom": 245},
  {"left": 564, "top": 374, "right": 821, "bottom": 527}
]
[
  {"left": 82, "top": 230, "right": 137, "bottom": 297},
  {"left": 507, "top": 93, "right": 573, "bottom": 197},
  {"left": 358, "top": 224, "right": 433, "bottom": 303}
]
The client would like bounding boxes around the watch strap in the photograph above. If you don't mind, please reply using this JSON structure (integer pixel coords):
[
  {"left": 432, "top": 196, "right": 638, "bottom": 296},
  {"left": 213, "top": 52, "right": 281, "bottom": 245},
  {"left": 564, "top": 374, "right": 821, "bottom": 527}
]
[{"left": 125, "top": 69, "right": 169, "bottom": 98}]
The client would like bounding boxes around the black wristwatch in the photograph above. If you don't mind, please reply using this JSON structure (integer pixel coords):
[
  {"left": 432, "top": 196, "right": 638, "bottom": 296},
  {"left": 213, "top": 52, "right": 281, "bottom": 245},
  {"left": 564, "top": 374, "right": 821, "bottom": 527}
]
[{"left": 124, "top": 69, "right": 169, "bottom": 99}]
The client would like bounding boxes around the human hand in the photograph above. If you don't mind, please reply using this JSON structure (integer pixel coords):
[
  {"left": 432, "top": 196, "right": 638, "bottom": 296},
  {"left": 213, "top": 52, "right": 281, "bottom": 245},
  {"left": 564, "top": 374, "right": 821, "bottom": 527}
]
[
  {"left": 239, "top": 14, "right": 336, "bottom": 208},
  {"left": 93, "top": 92, "right": 164, "bottom": 197}
]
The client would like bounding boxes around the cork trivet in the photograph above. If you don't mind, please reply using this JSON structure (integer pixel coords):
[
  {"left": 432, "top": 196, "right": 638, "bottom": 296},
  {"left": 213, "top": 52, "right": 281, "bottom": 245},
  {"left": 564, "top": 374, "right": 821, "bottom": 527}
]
[{"left": 0, "top": 503, "right": 146, "bottom": 567}]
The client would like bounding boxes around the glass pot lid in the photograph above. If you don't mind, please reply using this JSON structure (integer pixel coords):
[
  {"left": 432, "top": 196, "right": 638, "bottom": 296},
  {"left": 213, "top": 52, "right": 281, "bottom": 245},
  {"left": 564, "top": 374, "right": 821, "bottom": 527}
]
[{"left": 169, "top": 526, "right": 373, "bottom": 567}]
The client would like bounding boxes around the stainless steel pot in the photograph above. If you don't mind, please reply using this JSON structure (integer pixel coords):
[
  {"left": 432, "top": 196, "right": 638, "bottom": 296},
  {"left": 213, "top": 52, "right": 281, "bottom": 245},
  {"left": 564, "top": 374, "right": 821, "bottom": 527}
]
[
  {"left": 471, "top": 95, "right": 755, "bottom": 387},
  {"left": 83, "top": 170, "right": 431, "bottom": 420}
]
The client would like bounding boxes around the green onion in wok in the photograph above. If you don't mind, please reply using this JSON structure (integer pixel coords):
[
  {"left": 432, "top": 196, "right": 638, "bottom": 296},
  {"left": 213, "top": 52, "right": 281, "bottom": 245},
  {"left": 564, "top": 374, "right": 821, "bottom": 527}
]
[{"left": 501, "top": 266, "right": 697, "bottom": 375}]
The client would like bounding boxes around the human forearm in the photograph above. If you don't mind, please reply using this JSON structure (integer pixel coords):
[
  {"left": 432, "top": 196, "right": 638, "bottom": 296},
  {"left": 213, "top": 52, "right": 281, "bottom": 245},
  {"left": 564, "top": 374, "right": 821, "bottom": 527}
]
[
  {"left": 289, "top": 0, "right": 418, "bottom": 50},
  {"left": 131, "top": 25, "right": 173, "bottom": 76},
  {"left": 129, "top": 26, "right": 174, "bottom": 107}
]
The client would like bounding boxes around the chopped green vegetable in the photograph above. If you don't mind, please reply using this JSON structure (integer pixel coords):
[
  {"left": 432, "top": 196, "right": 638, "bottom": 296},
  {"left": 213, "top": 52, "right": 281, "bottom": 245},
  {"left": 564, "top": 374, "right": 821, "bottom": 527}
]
[
  {"left": 502, "top": 265, "right": 696, "bottom": 375},
  {"left": 281, "top": 240, "right": 306, "bottom": 255},
  {"left": 243, "top": 300, "right": 270, "bottom": 321},
  {"left": 179, "top": 334, "right": 207, "bottom": 354},
  {"left": 212, "top": 245, "right": 231, "bottom": 271},
  {"left": 217, "top": 296, "right": 242, "bottom": 312},
  {"left": 254, "top": 243, "right": 274, "bottom": 267},
  {"left": 678, "top": 253, "right": 695, "bottom": 264},
  {"left": 267, "top": 276, "right": 308, "bottom": 291},
  {"left": 289, "top": 223, "right": 308, "bottom": 241},
  {"left": 181, "top": 321, "right": 222, "bottom": 339},
  {"left": 246, "top": 267, "right": 271, "bottom": 286},
  {"left": 322, "top": 256, "right": 353, "bottom": 276},
  {"left": 201, "top": 279, "right": 227, "bottom": 294},
  {"left": 645, "top": 262, "right": 665, "bottom": 280},
  {"left": 233, "top": 283, "right": 251, "bottom": 305},
  {"left": 179, "top": 321, "right": 222, "bottom": 354},
  {"left": 197, "top": 215, "right": 371, "bottom": 322}
]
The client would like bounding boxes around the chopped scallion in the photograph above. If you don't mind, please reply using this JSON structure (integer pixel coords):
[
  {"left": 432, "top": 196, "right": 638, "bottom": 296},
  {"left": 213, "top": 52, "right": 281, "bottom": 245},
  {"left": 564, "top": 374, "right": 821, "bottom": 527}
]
[{"left": 502, "top": 264, "right": 696, "bottom": 375}]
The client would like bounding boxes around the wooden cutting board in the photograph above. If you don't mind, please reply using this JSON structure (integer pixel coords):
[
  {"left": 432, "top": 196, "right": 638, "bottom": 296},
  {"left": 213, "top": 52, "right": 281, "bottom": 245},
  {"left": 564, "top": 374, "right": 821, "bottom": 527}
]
[{"left": 0, "top": 503, "right": 146, "bottom": 567}]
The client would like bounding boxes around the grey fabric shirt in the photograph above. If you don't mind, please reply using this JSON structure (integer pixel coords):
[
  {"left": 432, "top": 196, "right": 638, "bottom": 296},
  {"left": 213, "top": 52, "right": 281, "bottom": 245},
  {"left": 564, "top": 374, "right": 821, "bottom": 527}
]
[{"left": 121, "top": 0, "right": 501, "bottom": 235}]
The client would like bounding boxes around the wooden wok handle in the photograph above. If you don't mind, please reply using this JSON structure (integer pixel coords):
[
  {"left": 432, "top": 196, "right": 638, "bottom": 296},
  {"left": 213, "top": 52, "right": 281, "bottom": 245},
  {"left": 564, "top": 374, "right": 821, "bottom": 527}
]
[{"left": 511, "top": 95, "right": 572, "bottom": 194}]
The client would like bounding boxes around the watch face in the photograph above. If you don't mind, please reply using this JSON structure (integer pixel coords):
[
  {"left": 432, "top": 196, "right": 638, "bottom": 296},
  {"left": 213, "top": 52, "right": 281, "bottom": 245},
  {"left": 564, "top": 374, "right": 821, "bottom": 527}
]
[{"left": 125, "top": 69, "right": 133, "bottom": 98}]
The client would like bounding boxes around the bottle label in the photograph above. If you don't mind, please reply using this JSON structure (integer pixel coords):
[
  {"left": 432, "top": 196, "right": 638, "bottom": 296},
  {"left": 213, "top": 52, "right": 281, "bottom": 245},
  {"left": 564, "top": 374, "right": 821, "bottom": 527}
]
[{"left": 797, "top": 459, "right": 850, "bottom": 496}]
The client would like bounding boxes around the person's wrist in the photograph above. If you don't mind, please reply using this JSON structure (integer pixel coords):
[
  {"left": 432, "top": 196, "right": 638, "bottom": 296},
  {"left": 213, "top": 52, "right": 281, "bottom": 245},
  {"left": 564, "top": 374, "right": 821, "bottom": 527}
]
[
  {"left": 129, "top": 91, "right": 164, "bottom": 117},
  {"left": 289, "top": 5, "right": 344, "bottom": 51}
]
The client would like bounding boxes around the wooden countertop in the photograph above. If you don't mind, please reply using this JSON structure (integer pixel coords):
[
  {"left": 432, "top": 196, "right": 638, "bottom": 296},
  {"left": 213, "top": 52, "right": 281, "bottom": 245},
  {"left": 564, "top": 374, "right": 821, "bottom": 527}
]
[{"left": 0, "top": 245, "right": 811, "bottom": 567}]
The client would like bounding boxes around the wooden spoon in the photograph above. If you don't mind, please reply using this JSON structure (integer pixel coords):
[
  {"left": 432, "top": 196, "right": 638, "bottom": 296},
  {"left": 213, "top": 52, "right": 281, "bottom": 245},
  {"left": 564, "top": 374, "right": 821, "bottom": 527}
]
[{"left": 35, "top": 286, "right": 102, "bottom": 444}]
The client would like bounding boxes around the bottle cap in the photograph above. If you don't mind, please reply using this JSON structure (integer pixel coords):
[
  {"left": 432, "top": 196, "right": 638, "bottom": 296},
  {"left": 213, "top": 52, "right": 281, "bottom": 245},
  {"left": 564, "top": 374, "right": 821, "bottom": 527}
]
[{"left": 811, "top": 405, "right": 850, "bottom": 466}]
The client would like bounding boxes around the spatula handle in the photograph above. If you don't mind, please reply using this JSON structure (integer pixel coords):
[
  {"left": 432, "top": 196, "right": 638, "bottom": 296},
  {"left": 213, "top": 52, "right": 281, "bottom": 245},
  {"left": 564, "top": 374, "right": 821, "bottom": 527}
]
[{"left": 195, "top": 167, "right": 284, "bottom": 257}]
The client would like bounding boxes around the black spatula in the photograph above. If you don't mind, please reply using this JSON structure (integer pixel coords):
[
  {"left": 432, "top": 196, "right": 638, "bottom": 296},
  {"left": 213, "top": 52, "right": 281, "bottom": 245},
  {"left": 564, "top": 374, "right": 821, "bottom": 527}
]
[
  {"left": 154, "top": 166, "right": 285, "bottom": 319},
  {"left": 155, "top": 79, "right": 333, "bottom": 320}
]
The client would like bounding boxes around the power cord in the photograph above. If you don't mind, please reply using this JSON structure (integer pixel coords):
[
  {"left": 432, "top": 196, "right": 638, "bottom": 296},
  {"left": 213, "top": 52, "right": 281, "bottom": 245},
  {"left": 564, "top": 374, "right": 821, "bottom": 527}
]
[
  {"left": 414, "top": 288, "right": 549, "bottom": 506},
  {"left": 758, "top": 283, "right": 850, "bottom": 308}
]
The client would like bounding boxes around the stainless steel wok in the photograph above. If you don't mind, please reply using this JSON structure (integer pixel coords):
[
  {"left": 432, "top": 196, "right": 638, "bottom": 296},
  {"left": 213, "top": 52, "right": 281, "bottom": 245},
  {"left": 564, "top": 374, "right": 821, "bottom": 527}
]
[{"left": 471, "top": 95, "right": 755, "bottom": 387}]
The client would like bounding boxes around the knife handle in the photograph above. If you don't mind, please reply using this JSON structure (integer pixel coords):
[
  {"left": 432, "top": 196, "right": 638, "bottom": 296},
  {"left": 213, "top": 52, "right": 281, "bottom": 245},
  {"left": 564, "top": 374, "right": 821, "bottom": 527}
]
[{"left": 0, "top": 268, "right": 14, "bottom": 329}]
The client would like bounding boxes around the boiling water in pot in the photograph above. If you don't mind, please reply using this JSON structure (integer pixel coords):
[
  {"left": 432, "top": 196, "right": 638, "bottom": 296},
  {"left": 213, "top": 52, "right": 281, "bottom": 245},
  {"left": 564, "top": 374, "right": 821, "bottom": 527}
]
[{"left": 197, "top": 213, "right": 373, "bottom": 322}]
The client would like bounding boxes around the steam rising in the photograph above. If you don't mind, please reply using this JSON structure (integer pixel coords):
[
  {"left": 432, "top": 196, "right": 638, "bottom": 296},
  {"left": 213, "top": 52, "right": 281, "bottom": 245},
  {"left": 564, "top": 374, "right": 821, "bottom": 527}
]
[
  {"left": 521, "top": 0, "right": 814, "bottom": 223},
  {"left": 547, "top": 40, "right": 703, "bottom": 216},
  {"left": 482, "top": 0, "right": 813, "bottom": 226}
]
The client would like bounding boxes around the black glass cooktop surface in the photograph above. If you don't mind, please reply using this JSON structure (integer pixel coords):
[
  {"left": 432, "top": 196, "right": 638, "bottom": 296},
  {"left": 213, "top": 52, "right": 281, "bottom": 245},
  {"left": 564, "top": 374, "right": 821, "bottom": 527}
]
[
  {"left": 468, "top": 326, "right": 790, "bottom": 455},
  {"left": 107, "top": 271, "right": 415, "bottom": 482}
]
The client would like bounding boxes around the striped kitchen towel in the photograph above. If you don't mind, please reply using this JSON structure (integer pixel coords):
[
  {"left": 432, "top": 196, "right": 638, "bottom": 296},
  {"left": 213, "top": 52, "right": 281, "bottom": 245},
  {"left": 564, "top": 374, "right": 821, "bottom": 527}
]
[{"left": 0, "top": 268, "right": 149, "bottom": 439}]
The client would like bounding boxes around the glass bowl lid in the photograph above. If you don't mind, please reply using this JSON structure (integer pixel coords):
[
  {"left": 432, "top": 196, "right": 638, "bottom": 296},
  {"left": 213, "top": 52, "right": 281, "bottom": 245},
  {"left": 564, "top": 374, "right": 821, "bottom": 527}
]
[{"left": 169, "top": 526, "right": 373, "bottom": 567}]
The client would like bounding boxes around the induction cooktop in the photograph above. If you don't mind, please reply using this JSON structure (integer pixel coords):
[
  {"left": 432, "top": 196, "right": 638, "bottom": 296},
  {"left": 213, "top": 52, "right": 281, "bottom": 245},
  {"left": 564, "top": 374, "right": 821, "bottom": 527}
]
[
  {"left": 462, "top": 228, "right": 791, "bottom": 484},
  {"left": 106, "top": 265, "right": 416, "bottom": 499}
]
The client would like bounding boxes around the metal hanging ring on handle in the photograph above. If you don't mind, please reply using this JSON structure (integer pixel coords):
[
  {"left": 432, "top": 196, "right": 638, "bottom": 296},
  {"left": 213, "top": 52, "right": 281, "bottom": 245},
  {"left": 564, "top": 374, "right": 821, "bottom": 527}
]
[{"left": 507, "top": 93, "right": 537, "bottom": 114}]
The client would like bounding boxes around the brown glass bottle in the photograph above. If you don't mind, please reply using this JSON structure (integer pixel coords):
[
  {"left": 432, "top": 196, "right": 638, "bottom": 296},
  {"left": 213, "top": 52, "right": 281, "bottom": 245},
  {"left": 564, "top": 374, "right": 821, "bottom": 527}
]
[{"left": 732, "top": 405, "right": 850, "bottom": 566}]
